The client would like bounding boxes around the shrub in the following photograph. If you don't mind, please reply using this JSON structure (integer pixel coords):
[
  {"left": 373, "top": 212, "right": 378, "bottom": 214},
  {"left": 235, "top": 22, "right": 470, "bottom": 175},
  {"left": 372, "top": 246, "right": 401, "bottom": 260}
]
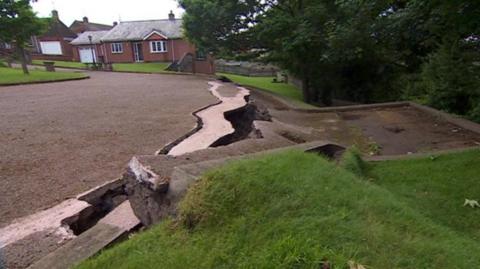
[{"left": 421, "top": 42, "right": 480, "bottom": 119}]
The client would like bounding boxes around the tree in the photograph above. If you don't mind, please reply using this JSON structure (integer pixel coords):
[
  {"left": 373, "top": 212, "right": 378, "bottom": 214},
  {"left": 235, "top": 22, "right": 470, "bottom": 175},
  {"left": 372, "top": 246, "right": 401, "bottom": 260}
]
[
  {"left": 180, "top": 0, "right": 399, "bottom": 105},
  {"left": 180, "top": 0, "right": 480, "bottom": 113},
  {"left": 0, "top": 0, "right": 45, "bottom": 74}
]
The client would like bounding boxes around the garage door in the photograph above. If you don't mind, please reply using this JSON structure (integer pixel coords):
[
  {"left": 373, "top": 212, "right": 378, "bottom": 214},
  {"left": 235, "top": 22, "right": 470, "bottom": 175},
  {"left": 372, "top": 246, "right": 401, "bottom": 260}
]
[{"left": 79, "top": 47, "right": 96, "bottom": 63}]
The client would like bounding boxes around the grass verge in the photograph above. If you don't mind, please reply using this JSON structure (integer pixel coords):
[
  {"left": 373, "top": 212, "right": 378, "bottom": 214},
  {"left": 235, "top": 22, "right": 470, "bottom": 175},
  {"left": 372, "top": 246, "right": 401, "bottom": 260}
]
[
  {"left": 0, "top": 67, "right": 87, "bottom": 85},
  {"left": 369, "top": 149, "right": 480, "bottom": 241},
  {"left": 217, "top": 73, "right": 316, "bottom": 109},
  {"left": 77, "top": 150, "right": 480, "bottom": 269},
  {"left": 32, "top": 60, "right": 86, "bottom": 69},
  {"left": 112, "top": 62, "right": 171, "bottom": 73}
]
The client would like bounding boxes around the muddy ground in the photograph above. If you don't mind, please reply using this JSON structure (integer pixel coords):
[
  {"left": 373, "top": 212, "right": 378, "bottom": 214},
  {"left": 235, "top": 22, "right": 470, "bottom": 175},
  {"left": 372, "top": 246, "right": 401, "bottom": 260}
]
[
  {"left": 0, "top": 72, "right": 217, "bottom": 227},
  {"left": 250, "top": 91, "right": 480, "bottom": 155},
  {"left": 2, "top": 74, "right": 480, "bottom": 229}
]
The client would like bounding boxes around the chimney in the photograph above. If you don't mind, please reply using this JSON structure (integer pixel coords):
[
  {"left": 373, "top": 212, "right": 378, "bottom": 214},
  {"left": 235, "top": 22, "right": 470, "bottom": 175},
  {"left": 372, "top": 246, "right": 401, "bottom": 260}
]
[
  {"left": 113, "top": 21, "right": 118, "bottom": 26},
  {"left": 51, "top": 10, "right": 59, "bottom": 21},
  {"left": 168, "top": 10, "right": 175, "bottom": 20},
  {"left": 83, "top": 16, "right": 89, "bottom": 23}
]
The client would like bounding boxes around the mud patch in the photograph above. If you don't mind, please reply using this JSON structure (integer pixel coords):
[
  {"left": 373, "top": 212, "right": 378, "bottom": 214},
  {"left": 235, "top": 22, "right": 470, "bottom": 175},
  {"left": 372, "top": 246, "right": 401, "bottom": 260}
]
[{"left": 278, "top": 130, "right": 307, "bottom": 144}]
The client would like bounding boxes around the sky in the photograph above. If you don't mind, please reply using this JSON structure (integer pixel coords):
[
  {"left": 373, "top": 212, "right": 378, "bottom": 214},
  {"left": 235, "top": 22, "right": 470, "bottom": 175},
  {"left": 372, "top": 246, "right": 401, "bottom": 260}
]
[{"left": 31, "top": 0, "right": 185, "bottom": 26}]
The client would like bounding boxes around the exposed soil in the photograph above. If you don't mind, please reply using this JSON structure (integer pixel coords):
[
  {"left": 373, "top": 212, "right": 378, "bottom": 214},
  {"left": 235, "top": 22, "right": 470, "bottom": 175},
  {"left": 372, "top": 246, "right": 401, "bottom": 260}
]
[
  {"left": 0, "top": 71, "right": 217, "bottom": 227},
  {"left": 338, "top": 106, "right": 480, "bottom": 155}
]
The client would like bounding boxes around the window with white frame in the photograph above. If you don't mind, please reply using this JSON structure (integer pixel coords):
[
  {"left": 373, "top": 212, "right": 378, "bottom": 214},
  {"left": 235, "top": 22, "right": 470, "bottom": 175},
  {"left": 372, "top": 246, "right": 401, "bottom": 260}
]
[
  {"left": 40, "top": 41, "right": 62, "bottom": 55},
  {"left": 150, "top": 41, "right": 167, "bottom": 53},
  {"left": 111, "top": 43, "right": 123, "bottom": 53}
]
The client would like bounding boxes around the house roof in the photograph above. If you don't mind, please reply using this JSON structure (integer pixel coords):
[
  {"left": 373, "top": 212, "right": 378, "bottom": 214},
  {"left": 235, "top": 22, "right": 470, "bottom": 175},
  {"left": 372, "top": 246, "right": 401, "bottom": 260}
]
[
  {"left": 41, "top": 18, "right": 78, "bottom": 39},
  {"left": 100, "top": 19, "right": 183, "bottom": 42},
  {"left": 71, "top": 31, "right": 110, "bottom": 45},
  {"left": 69, "top": 20, "right": 113, "bottom": 34}
]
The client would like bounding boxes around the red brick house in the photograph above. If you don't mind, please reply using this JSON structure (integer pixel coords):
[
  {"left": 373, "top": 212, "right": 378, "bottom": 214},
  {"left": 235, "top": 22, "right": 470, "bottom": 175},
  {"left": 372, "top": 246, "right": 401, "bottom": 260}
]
[
  {"left": 70, "top": 12, "right": 215, "bottom": 74},
  {"left": 31, "top": 10, "right": 78, "bottom": 61}
]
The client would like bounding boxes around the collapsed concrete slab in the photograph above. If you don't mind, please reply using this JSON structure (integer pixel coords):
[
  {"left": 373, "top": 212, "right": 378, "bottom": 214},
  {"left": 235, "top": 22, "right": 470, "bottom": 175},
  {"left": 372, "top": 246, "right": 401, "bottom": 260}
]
[
  {"left": 28, "top": 201, "right": 140, "bottom": 269},
  {"left": 125, "top": 141, "right": 345, "bottom": 226}
]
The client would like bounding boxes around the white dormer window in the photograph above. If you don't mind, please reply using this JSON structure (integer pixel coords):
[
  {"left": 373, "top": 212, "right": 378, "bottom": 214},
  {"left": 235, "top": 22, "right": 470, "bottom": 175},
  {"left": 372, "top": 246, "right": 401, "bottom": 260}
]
[
  {"left": 111, "top": 43, "right": 123, "bottom": 53},
  {"left": 150, "top": 41, "right": 167, "bottom": 53}
]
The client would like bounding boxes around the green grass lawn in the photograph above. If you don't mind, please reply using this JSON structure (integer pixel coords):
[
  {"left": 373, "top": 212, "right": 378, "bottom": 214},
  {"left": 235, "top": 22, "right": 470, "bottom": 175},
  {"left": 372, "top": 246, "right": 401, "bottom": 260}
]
[
  {"left": 369, "top": 149, "right": 480, "bottom": 241},
  {"left": 77, "top": 149, "right": 480, "bottom": 269},
  {"left": 32, "top": 60, "right": 86, "bottom": 69},
  {"left": 0, "top": 67, "right": 87, "bottom": 85},
  {"left": 112, "top": 62, "right": 171, "bottom": 73},
  {"left": 217, "top": 73, "right": 316, "bottom": 109}
]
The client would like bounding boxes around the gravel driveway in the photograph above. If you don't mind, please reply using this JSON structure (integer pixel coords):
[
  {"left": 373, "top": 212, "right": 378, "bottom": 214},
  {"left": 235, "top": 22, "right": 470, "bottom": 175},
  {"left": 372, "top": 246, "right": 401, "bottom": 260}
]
[{"left": 0, "top": 72, "right": 217, "bottom": 226}]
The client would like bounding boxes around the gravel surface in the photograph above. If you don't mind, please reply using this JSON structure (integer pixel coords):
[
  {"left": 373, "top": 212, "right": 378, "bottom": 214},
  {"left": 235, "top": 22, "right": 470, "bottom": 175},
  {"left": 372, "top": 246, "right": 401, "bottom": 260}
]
[{"left": 0, "top": 72, "right": 217, "bottom": 227}]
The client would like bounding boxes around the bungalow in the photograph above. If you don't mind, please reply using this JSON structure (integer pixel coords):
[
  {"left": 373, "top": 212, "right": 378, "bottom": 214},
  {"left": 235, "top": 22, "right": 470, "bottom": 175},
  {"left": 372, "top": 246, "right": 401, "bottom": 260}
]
[{"left": 70, "top": 11, "right": 214, "bottom": 73}]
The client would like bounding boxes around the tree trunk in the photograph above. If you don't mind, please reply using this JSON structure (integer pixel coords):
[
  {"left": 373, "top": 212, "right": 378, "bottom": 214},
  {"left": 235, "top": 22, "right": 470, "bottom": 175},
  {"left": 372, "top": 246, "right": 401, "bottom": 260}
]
[
  {"left": 18, "top": 46, "right": 29, "bottom": 75},
  {"left": 301, "top": 77, "right": 312, "bottom": 103}
]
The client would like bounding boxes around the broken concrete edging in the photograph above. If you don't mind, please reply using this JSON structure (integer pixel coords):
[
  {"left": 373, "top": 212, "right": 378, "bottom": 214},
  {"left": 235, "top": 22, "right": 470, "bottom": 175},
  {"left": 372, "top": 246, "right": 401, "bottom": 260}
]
[
  {"left": 167, "top": 82, "right": 250, "bottom": 156},
  {"left": 28, "top": 201, "right": 140, "bottom": 269},
  {"left": 127, "top": 140, "right": 344, "bottom": 225},
  {"left": 0, "top": 75, "right": 90, "bottom": 87},
  {"left": 0, "top": 199, "right": 90, "bottom": 249}
]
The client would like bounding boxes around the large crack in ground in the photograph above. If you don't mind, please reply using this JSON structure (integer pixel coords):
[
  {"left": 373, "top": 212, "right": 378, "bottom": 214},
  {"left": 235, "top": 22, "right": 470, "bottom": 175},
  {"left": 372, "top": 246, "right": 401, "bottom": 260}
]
[{"left": 161, "top": 81, "right": 268, "bottom": 156}]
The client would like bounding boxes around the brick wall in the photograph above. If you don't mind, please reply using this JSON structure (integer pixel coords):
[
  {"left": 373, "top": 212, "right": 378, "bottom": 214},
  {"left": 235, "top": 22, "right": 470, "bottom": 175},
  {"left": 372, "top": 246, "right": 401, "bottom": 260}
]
[
  {"left": 103, "top": 41, "right": 134, "bottom": 63},
  {"left": 33, "top": 37, "right": 75, "bottom": 61}
]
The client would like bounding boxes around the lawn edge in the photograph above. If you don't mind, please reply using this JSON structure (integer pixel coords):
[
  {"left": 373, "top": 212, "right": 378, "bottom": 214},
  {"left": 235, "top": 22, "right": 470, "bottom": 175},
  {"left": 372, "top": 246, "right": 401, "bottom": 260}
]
[{"left": 0, "top": 75, "right": 90, "bottom": 86}]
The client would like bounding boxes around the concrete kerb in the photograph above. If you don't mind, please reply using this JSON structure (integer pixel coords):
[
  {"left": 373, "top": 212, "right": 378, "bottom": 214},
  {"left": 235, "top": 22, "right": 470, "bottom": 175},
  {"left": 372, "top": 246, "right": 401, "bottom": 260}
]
[
  {"left": 366, "top": 146, "right": 480, "bottom": 162},
  {"left": 245, "top": 85, "right": 411, "bottom": 113},
  {"left": 0, "top": 76, "right": 90, "bottom": 87},
  {"left": 408, "top": 102, "right": 480, "bottom": 135},
  {"left": 29, "top": 63, "right": 217, "bottom": 78}
]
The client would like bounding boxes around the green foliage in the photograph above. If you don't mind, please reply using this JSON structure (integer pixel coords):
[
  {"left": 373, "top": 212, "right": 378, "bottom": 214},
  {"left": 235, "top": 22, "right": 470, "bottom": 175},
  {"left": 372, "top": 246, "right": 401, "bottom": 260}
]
[
  {"left": 180, "top": 0, "right": 480, "bottom": 120},
  {"left": 340, "top": 146, "right": 367, "bottom": 177},
  {"left": 0, "top": 0, "right": 45, "bottom": 45},
  {"left": 420, "top": 42, "right": 480, "bottom": 118},
  {"left": 0, "top": 0, "right": 46, "bottom": 74},
  {"left": 78, "top": 150, "right": 480, "bottom": 268}
]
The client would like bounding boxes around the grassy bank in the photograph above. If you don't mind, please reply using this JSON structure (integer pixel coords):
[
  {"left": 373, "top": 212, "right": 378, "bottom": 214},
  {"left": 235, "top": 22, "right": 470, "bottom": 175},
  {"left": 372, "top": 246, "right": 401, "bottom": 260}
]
[
  {"left": 32, "top": 60, "right": 85, "bottom": 69},
  {"left": 78, "top": 150, "right": 480, "bottom": 269},
  {"left": 369, "top": 149, "right": 480, "bottom": 241},
  {"left": 217, "top": 73, "right": 317, "bottom": 109},
  {"left": 112, "top": 62, "right": 170, "bottom": 73},
  {"left": 0, "top": 67, "right": 87, "bottom": 85}
]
